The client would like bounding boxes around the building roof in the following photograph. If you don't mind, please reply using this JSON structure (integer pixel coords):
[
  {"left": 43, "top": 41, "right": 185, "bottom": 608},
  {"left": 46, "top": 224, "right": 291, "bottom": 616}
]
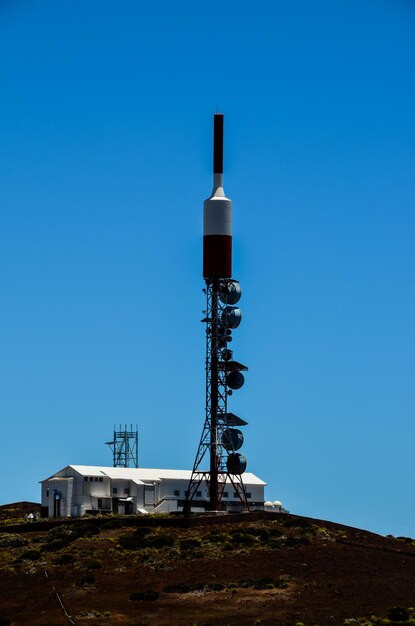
[{"left": 43, "top": 465, "right": 267, "bottom": 486}]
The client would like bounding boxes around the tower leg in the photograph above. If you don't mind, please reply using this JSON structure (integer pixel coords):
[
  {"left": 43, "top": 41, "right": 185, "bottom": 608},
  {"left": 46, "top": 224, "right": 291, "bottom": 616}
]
[{"left": 209, "top": 279, "right": 219, "bottom": 511}]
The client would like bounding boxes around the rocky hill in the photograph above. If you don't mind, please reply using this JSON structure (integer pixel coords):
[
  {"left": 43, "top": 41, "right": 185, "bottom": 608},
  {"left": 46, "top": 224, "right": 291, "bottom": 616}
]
[{"left": 1, "top": 509, "right": 415, "bottom": 625}]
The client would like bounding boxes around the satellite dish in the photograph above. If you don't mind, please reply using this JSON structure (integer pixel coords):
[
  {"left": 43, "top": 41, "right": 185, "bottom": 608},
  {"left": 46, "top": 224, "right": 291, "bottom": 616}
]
[
  {"left": 227, "top": 453, "right": 247, "bottom": 474},
  {"left": 222, "top": 306, "right": 242, "bottom": 329},
  {"left": 221, "top": 349, "right": 233, "bottom": 361},
  {"left": 222, "top": 428, "right": 244, "bottom": 451},
  {"left": 226, "top": 371, "right": 245, "bottom": 390},
  {"left": 219, "top": 280, "right": 242, "bottom": 305}
]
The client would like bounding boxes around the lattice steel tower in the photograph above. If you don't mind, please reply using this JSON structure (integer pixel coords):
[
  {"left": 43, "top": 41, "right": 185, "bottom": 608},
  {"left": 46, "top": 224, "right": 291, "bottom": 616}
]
[
  {"left": 185, "top": 114, "right": 249, "bottom": 513},
  {"left": 106, "top": 424, "right": 138, "bottom": 468}
]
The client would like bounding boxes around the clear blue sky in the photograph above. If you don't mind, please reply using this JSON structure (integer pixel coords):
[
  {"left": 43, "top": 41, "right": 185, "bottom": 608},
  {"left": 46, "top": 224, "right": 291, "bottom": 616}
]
[{"left": 0, "top": 0, "right": 414, "bottom": 536}]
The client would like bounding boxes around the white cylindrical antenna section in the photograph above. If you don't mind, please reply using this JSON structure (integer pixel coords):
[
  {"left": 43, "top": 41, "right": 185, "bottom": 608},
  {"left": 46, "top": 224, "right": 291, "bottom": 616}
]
[{"left": 203, "top": 113, "right": 232, "bottom": 279}]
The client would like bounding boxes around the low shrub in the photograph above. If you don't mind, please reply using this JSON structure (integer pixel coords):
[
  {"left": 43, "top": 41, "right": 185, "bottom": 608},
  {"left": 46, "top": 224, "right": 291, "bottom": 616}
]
[
  {"left": 101, "top": 518, "right": 125, "bottom": 530},
  {"left": 144, "top": 534, "right": 174, "bottom": 549},
  {"left": 284, "top": 536, "right": 310, "bottom": 548},
  {"left": 0, "top": 534, "right": 27, "bottom": 548},
  {"left": 192, "top": 549, "right": 204, "bottom": 559},
  {"left": 129, "top": 590, "right": 159, "bottom": 601},
  {"left": 387, "top": 606, "right": 409, "bottom": 621},
  {"left": 206, "top": 582, "right": 225, "bottom": 591},
  {"left": 47, "top": 522, "right": 100, "bottom": 544},
  {"left": 42, "top": 539, "right": 69, "bottom": 552},
  {"left": 73, "top": 522, "right": 101, "bottom": 538},
  {"left": 118, "top": 535, "right": 143, "bottom": 550},
  {"left": 76, "top": 575, "right": 95, "bottom": 586},
  {"left": 164, "top": 582, "right": 192, "bottom": 593},
  {"left": 133, "top": 527, "right": 152, "bottom": 538},
  {"left": 179, "top": 537, "right": 202, "bottom": 550},
  {"left": 56, "top": 553, "right": 75, "bottom": 565},
  {"left": 19, "top": 549, "right": 42, "bottom": 561},
  {"left": 203, "top": 532, "right": 231, "bottom": 544},
  {"left": 253, "top": 527, "right": 271, "bottom": 541},
  {"left": 119, "top": 531, "right": 173, "bottom": 550},
  {"left": 253, "top": 577, "right": 275, "bottom": 590},
  {"left": 230, "top": 531, "right": 256, "bottom": 545},
  {"left": 283, "top": 517, "right": 310, "bottom": 529},
  {"left": 224, "top": 576, "right": 290, "bottom": 591},
  {"left": 47, "top": 525, "right": 76, "bottom": 540},
  {"left": 277, "top": 575, "right": 291, "bottom": 585},
  {"left": 85, "top": 559, "right": 102, "bottom": 569}
]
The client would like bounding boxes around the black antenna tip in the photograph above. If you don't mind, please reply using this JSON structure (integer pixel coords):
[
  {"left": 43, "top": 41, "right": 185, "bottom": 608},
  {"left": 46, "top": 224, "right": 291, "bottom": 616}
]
[{"left": 213, "top": 113, "right": 224, "bottom": 174}]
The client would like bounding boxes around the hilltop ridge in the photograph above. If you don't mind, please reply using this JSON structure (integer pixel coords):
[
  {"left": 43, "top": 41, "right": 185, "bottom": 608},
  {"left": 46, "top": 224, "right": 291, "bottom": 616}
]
[{"left": 1, "top": 509, "right": 415, "bottom": 625}]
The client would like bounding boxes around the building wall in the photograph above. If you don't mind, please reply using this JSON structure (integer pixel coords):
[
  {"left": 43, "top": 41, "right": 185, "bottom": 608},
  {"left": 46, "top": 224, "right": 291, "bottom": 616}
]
[
  {"left": 41, "top": 468, "right": 265, "bottom": 517},
  {"left": 42, "top": 478, "right": 74, "bottom": 517}
]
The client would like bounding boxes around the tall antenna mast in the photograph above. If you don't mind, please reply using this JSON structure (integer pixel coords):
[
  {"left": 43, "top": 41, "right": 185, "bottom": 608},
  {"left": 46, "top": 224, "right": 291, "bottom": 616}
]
[{"left": 185, "top": 114, "right": 249, "bottom": 513}]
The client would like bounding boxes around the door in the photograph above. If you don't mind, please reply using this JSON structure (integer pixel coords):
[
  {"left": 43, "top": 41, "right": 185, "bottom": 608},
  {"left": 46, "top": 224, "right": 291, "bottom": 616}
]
[
  {"left": 144, "top": 485, "right": 155, "bottom": 507},
  {"left": 53, "top": 494, "right": 61, "bottom": 517}
]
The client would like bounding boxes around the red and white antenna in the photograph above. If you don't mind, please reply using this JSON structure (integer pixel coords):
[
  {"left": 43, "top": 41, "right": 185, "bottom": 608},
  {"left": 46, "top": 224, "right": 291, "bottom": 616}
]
[{"left": 203, "top": 114, "right": 232, "bottom": 279}]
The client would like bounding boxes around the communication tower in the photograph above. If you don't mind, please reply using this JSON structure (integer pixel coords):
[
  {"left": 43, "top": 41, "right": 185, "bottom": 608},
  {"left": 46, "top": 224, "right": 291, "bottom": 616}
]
[
  {"left": 105, "top": 424, "right": 138, "bottom": 468},
  {"left": 185, "top": 114, "right": 249, "bottom": 513}
]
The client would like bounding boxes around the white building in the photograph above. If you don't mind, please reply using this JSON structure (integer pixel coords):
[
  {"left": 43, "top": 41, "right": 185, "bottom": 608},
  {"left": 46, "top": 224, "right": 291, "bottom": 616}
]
[{"left": 40, "top": 465, "right": 266, "bottom": 517}]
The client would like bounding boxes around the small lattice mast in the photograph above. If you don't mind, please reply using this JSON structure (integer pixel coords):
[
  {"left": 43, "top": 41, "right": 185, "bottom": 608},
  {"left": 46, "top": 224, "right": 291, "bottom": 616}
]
[{"left": 105, "top": 424, "right": 138, "bottom": 468}]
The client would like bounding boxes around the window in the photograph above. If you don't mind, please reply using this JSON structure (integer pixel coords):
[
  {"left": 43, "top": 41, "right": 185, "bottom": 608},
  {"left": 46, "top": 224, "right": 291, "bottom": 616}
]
[
  {"left": 89, "top": 477, "right": 93, "bottom": 482},
  {"left": 46, "top": 489, "right": 49, "bottom": 498},
  {"left": 94, "top": 477, "right": 98, "bottom": 482},
  {"left": 246, "top": 492, "right": 251, "bottom": 499},
  {"left": 124, "top": 488, "right": 130, "bottom": 495},
  {"left": 99, "top": 477, "right": 103, "bottom": 482},
  {"left": 113, "top": 488, "right": 118, "bottom": 494},
  {"left": 223, "top": 491, "right": 228, "bottom": 498},
  {"left": 97, "top": 498, "right": 102, "bottom": 508},
  {"left": 196, "top": 491, "right": 202, "bottom": 497},
  {"left": 84, "top": 477, "right": 88, "bottom": 482},
  {"left": 184, "top": 490, "right": 188, "bottom": 497},
  {"left": 174, "top": 490, "right": 180, "bottom": 496},
  {"left": 233, "top": 492, "right": 238, "bottom": 498}
]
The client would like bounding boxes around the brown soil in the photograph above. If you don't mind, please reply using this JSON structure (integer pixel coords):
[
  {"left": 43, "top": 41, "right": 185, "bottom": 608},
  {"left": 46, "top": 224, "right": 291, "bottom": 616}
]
[{"left": 0, "top": 510, "right": 414, "bottom": 626}]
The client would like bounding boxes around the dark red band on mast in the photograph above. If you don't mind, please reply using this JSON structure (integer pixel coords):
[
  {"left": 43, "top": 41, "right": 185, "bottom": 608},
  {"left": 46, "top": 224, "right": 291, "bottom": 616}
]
[
  {"left": 203, "top": 235, "right": 232, "bottom": 278},
  {"left": 213, "top": 114, "right": 224, "bottom": 174}
]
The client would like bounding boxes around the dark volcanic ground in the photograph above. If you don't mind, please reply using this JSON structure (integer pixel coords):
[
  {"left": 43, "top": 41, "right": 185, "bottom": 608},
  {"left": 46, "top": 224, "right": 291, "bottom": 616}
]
[{"left": 1, "top": 509, "right": 415, "bottom": 625}]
